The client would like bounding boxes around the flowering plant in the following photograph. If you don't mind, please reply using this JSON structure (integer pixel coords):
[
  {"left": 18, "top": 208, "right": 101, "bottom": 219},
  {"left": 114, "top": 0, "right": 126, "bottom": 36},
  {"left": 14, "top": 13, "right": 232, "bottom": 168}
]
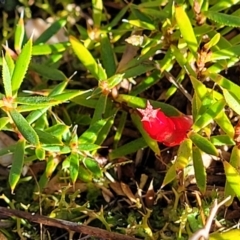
[{"left": 137, "top": 101, "right": 192, "bottom": 147}]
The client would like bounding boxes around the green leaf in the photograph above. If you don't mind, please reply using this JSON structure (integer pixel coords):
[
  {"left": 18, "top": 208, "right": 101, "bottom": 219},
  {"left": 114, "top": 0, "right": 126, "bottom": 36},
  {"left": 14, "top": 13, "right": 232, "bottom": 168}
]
[
  {"left": 45, "top": 124, "right": 69, "bottom": 139},
  {"left": 210, "top": 229, "right": 240, "bottom": 240},
  {"left": 79, "top": 119, "right": 108, "bottom": 144},
  {"left": 175, "top": 5, "right": 198, "bottom": 56},
  {"left": 192, "top": 147, "right": 206, "bottom": 193},
  {"left": 32, "top": 42, "right": 70, "bottom": 55},
  {"left": 214, "top": 111, "right": 235, "bottom": 138},
  {"left": 14, "top": 10, "right": 25, "bottom": 53},
  {"left": 204, "top": 11, "right": 240, "bottom": 27},
  {"left": 35, "top": 129, "right": 62, "bottom": 145},
  {"left": 189, "top": 132, "right": 218, "bottom": 156},
  {"left": 35, "top": 147, "right": 45, "bottom": 160},
  {"left": 9, "top": 109, "right": 39, "bottom": 146},
  {"left": 208, "top": 72, "right": 240, "bottom": 100},
  {"left": 131, "top": 113, "right": 160, "bottom": 156},
  {"left": 16, "top": 96, "right": 56, "bottom": 105},
  {"left": 102, "top": 74, "right": 124, "bottom": 90},
  {"left": 115, "top": 94, "right": 181, "bottom": 116},
  {"left": 193, "top": 98, "right": 225, "bottom": 132},
  {"left": 0, "top": 117, "right": 10, "bottom": 130},
  {"left": 113, "top": 111, "right": 127, "bottom": 148},
  {"left": 224, "top": 146, "right": 240, "bottom": 205},
  {"left": 78, "top": 144, "right": 101, "bottom": 152},
  {"left": 204, "top": 33, "right": 220, "bottom": 51},
  {"left": 92, "top": 0, "right": 103, "bottom": 27},
  {"left": 5, "top": 50, "right": 15, "bottom": 77},
  {"left": 109, "top": 138, "right": 147, "bottom": 160},
  {"left": 131, "top": 70, "right": 161, "bottom": 96},
  {"left": 2, "top": 55, "right": 12, "bottom": 97},
  {"left": 90, "top": 94, "right": 107, "bottom": 125},
  {"left": 45, "top": 154, "right": 59, "bottom": 178},
  {"left": 34, "top": 18, "right": 67, "bottom": 44},
  {"left": 69, "top": 152, "right": 79, "bottom": 184},
  {"left": 11, "top": 38, "right": 32, "bottom": 96},
  {"left": 69, "top": 35, "right": 107, "bottom": 80},
  {"left": 30, "top": 63, "right": 67, "bottom": 81},
  {"left": 122, "top": 64, "right": 154, "bottom": 78},
  {"left": 9, "top": 139, "right": 25, "bottom": 193},
  {"left": 83, "top": 157, "right": 102, "bottom": 178},
  {"left": 210, "top": 135, "right": 235, "bottom": 146},
  {"left": 174, "top": 139, "right": 192, "bottom": 170},
  {"left": 42, "top": 145, "right": 70, "bottom": 154},
  {"left": 223, "top": 160, "right": 240, "bottom": 198},
  {"left": 100, "top": 33, "right": 116, "bottom": 77},
  {"left": 78, "top": 163, "right": 93, "bottom": 182},
  {"left": 126, "top": 19, "right": 156, "bottom": 30},
  {"left": 161, "top": 164, "right": 177, "bottom": 188},
  {"left": 190, "top": 76, "right": 208, "bottom": 101},
  {"left": 223, "top": 89, "right": 240, "bottom": 115}
]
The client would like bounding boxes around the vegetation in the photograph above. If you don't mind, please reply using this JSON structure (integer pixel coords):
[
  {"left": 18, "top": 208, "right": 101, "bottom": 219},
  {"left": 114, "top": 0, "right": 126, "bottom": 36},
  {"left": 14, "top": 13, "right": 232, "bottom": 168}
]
[{"left": 1, "top": 0, "right": 240, "bottom": 239}]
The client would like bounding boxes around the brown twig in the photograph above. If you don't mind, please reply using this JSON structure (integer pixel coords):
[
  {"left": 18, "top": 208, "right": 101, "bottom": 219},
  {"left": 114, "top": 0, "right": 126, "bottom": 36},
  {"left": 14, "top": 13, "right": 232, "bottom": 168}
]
[
  {"left": 188, "top": 196, "right": 231, "bottom": 240},
  {"left": 0, "top": 207, "right": 141, "bottom": 240}
]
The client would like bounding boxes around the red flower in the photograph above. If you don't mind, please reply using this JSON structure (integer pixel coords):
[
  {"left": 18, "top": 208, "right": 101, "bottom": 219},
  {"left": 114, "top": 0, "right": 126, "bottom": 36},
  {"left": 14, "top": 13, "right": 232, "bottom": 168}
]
[{"left": 137, "top": 101, "right": 192, "bottom": 147}]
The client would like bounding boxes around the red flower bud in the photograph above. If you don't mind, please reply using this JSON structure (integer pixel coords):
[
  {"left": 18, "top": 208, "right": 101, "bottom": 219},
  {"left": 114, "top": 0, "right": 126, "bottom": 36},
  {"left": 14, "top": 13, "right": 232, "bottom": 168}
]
[{"left": 137, "top": 101, "right": 192, "bottom": 147}]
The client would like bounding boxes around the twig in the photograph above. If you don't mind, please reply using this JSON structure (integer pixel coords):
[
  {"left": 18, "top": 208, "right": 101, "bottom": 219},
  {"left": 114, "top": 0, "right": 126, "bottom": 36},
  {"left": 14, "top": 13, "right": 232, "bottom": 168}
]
[
  {"left": 0, "top": 207, "right": 140, "bottom": 240},
  {"left": 188, "top": 196, "right": 231, "bottom": 240}
]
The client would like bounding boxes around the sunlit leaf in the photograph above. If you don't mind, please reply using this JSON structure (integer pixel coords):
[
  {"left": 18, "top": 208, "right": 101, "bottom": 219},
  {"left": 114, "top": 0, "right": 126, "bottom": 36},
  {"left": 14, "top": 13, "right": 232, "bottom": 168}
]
[
  {"left": 192, "top": 147, "right": 206, "bottom": 193},
  {"left": 69, "top": 35, "right": 107, "bottom": 80},
  {"left": 34, "top": 18, "right": 67, "bottom": 44},
  {"left": 9, "top": 109, "right": 39, "bottom": 146},
  {"left": 204, "top": 11, "right": 240, "bottom": 27},
  {"left": 11, "top": 38, "right": 32, "bottom": 96},
  {"left": 223, "top": 160, "right": 240, "bottom": 197},
  {"left": 189, "top": 132, "right": 218, "bottom": 156},
  {"left": 161, "top": 164, "right": 176, "bottom": 188},
  {"left": 174, "top": 139, "right": 192, "bottom": 170},
  {"left": 175, "top": 5, "right": 198, "bottom": 56},
  {"left": 83, "top": 158, "right": 102, "bottom": 178}
]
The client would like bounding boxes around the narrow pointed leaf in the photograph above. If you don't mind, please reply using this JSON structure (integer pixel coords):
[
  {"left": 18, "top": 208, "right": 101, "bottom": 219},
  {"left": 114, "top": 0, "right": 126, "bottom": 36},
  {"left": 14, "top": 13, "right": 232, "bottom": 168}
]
[
  {"left": 78, "top": 163, "right": 93, "bottom": 182},
  {"left": 109, "top": 138, "right": 147, "bottom": 160},
  {"left": 161, "top": 164, "right": 176, "bottom": 188},
  {"left": 189, "top": 132, "right": 218, "bottom": 156},
  {"left": 100, "top": 33, "right": 116, "bottom": 77},
  {"left": 223, "top": 160, "right": 240, "bottom": 197},
  {"left": 174, "top": 139, "right": 192, "bottom": 170},
  {"left": 192, "top": 147, "right": 206, "bottom": 193},
  {"left": 14, "top": 10, "right": 25, "bottom": 52},
  {"left": 214, "top": 111, "right": 235, "bottom": 138},
  {"left": 32, "top": 42, "right": 70, "bottom": 55},
  {"left": 204, "top": 11, "right": 240, "bottom": 27},
  {"left": 2, "top": 55, "right": 12, "bottom": 97},
  {"left": 223, "top": 89, "right": 240, "bottom": 115},
  {"left": 193, "top": 98, "right": 225, "bottom": 132},
  {"left": 175, "top": 5, "right": 198, "bottom": 56},
  {"left": 224, "top": 146, "right": 240, "bottom": 205},
  {"left": 78, "top": 119, "right": 108, "bottom": 144},
  {"left": 34, "top": 18, "right": 67, "bottom": 44},
  {"left": 92, "top": 0, "right": 103, "bottom": 27},
  {"left": 11, "top": 38, "right": 32, "bottom": 96},
  {"left": 83, "top": 157, "right": 102, "bottom": 178},
  {"left": 9, "top": 140, "right": 25, "bottom": 193},
  {"left": 70, "top": 35, "right": 106, "bottom": 80},
  {"left": 35, "top": 147, "right": 45, "bottom": 160},
  {"left": 69, "top": 152, "right": 79, "bottom": 184},
  {"left": 30, "top": 63, "right": 67, "bottom": 80},
  {"left": 9, "top": 109, "right": 39, "bottom": 146}
]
